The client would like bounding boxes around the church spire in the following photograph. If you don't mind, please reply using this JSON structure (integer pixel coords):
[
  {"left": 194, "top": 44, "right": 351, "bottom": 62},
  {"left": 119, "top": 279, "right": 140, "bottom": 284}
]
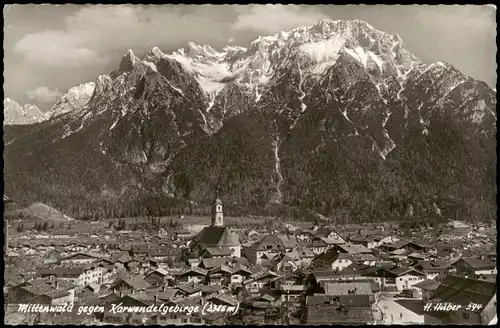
[{"left": 211, "top": 188, "right": 223, "bottom": 227}]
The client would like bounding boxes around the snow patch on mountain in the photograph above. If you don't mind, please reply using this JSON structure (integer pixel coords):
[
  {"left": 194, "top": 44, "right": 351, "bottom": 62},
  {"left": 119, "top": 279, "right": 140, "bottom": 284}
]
[
  {"left": 299, "top": 35, "right": 346, "bottom": 63},
  {"left": 46, "top": 82, "right": 95, "bottom": 119}
]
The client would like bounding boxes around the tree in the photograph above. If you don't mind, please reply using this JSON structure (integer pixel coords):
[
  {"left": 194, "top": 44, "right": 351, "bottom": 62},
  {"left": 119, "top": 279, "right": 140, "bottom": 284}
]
[{"left": 16, "top": 223, "right": 24, "bottom": 233}]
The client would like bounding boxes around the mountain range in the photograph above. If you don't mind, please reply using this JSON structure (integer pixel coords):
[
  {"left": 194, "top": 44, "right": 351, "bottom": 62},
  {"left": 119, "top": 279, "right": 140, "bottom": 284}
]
[
  {"left": 3, "top": 98, "right": 46, "bottom": 125},
  {"left": 4, "top": 19, "right": 496, "bottom": 223}
]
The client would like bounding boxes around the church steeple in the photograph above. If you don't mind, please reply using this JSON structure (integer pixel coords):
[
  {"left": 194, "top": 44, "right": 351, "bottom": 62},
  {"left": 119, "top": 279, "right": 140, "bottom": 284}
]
[{"left": 211, "top": 188, "right": 223, "bottom": 226}]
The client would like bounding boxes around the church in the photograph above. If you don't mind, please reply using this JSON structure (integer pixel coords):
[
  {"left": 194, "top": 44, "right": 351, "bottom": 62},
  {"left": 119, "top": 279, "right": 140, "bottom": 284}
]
[{"left": 189, "top": 190, "right": 241, "bottom": 258}]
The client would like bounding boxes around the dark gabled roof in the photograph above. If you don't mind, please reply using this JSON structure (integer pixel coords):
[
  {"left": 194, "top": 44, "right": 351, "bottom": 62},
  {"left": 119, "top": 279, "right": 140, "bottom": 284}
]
[
  {"left": 15, "top": 278, "right": 75, "bottom": 300},
  {"left": 338, "top": 243, "right": 372, "bottom": 254},
  {"left": 388, "top": 240, "right": 410, "bottom": 249},
  {"left": 414, "top": 260, "right": 450, "bottom": 272},
  {"left": 312, "top": 248, "right": 339, "bottom": 265},
  {"left": 62, "top": 252, "right": 99, "bottom": 261},
  {"left": 430, "top": 275, "right": 496, "bottom": 311},
  {"left": 177, "top": 282, "right": 203, "bottom": 295},
  {"left": 350, "top": 253, "right": 378, "bottom": 262},
  {"left": 231, "top": 264, "right": 253, "bottom": 275},
  {"left": 314, "top": 228, "right": 336, "bottom": 238},
  {"left": 153, "top": 290, "right": 179, "bottom": 303},
  {"left": 201, "top": 284, "right": 223, "bottom": 294},
  {"left": 202, "top": 246, "right": 233, "bottom": 257},
  {"left": 413, "top": 279, "right": 441, "bottom": 291},
  {"left": 456, "top": 257, "right": 496, "bottom": 270},
  {"left": 112, "top": 277, "right": 151, "bottom": 291},
  {"left": 249, "top": 234, "right": 285, "bottom": 251},
  {"left": 311, "top": 238, "right": 328, "bottom": 247},
  {"left": 208, "top": 264, "right": 233, "bottom": 275},
  {"left": 179, "top": 267, "right": 208, "bottom": 277},
  {"left": 39, "top": 266, "right": 87, "bottom": 277},
  {"left": 192, "top": 226, "right": 240, "bottom": 247},
  {"left": 388, "top": 267, "right": 425, "bottom": 277}
]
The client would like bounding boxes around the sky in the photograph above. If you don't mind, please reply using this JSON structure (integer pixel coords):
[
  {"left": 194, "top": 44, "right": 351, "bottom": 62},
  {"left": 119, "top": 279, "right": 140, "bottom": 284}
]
[{"left": 3, "top": 4, "right": 497, "bottom": 111}]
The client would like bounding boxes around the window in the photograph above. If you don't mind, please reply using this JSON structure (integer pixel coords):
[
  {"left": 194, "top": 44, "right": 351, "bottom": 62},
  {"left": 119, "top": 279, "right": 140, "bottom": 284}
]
[
  {"left": 181, "top": 319, "right": 188, "bottom": 323},
  {"left": 463, "top": 312, "right": 470, "bottom": 319}
]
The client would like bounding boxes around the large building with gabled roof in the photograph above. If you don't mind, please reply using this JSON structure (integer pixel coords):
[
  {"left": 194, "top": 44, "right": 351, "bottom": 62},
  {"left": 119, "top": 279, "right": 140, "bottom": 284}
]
[{"left": 189, "top": 190, "right": 241, "bottom": 258}]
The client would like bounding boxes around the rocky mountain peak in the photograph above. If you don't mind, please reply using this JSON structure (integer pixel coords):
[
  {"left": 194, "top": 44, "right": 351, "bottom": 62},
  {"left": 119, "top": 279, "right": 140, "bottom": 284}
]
[
  {"left": 46, "top": 82, "right": 96, "bottom": 119},
  {"left": 119, "top": 49, "right": 139, "bottom": 71}
]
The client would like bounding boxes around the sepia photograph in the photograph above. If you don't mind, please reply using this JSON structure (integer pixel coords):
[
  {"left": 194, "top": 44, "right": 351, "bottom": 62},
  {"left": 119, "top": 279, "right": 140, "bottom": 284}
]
[{"left": 2, "top": 4, "right": 497, "bottom": 325}]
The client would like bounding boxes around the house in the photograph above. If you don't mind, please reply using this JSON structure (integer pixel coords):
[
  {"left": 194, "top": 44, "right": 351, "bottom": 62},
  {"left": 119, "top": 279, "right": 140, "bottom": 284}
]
[
  {"left": 173, "top": 231, "right": 193, "bottom": 240},
  {"left": 273, "top": 253, "right": 299, "bottom": 273},
  {"left": 38, "top": 264, "right": 106, "bottom": 288},
  {"left": 413, "top": 279, "right": 441, "bottom": 301},
  {"left": 199, "top": 247, "right": 234, "bottom": 259},
  {"left": 336, "top": 243, "right": 373, "bottom": 254},
  {"left": 144, "top": 268, "right": 170, "bottom": 286},
  {"left": 69, "top": 244, "right": 90, "bottom": 253},
  {"left": 206, "top": 265, "right": 232, "bottom": 287},
  {"left": 102, "top": 291, "right": 162, "bottom": 324},
  {"left": 243, "top": 270, "right": 280, "bottom": 295},
  {"left": 424, "top": 275, "right": 497, "bottom": 325},
  {"left": 177, "top": 283, "right": 203, "bottom": 298},
  {"left": 292, "top": 246, "right": 315, "bottom": 266},
  {"left": 200, "top": 284, "right": 224, "bottom": 297},
  {"left": 279, "top": 284, "right": 304, "bottom": 302},
  {"left": 349, "top": 237, "right": 377, "bottom": 249},
  {"left": 301, "top": 295, "right": 374, "bottom": 324},
  {"left": 205, "top": 293, "right": 239, "bottom": 310},
  {"left": 413, "top": 260, "right": 451, "bottom": 280},
  {"left": 276, "top": 235, "right": 299, "bottom": 252},
  {"left": 382, "top": 240, "right": 428, "bottom": 253},
  {"left": 358, "top": 266, "right": 398, "bottom": 291},
  {"left": 451, "top": 257, "right": 497, "bottom": 278},
  {"left": 375, "top": 235, "right": 400, "bottom": 247},
  {"left": 436, "top": 244, "right": 454, "bottom": 257},
  {"left": 189, "top": 194, "right": 241, "bottom": 258},
  {"left": 60, "top": 252, "right": 99, "bottom": 264},
  {"left": 310, "top": 238, "right": 329, "bottom": 255},
  {"left": 313, "top": 228, "right": 345, "bottom": 244},
  {"left": 110, "top": 277, "right": 152, "bottom": 296},
  {"left": 230, "top": 265, "right": 252, "bottom": 285},
  {"left": 388, "top": 268, "right": 426, "bottom": 291},
  {"left": 148, "top": 250, "right": 176, "bottom": 262},
  {"left": 246, "top": 235, "right": 287, "bottom": 264},
  {"left": 198, "top": 257, "right": 231, "bottom": 270},
  {"left": 6, "top": 278, "right": 76, "bottom": 306},
  {"left": 177, "top": 267, "right": 208, "bottom": 284}
]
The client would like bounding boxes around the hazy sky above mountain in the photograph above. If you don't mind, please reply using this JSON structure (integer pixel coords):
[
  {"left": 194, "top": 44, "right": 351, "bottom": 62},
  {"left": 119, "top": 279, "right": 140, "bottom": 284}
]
[{"left": 4, "top": 4, "right": 497, "bottom": 110}]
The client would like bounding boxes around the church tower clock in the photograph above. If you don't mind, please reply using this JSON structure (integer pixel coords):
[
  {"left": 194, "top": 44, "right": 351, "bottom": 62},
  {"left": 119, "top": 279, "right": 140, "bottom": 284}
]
[{"left": 211, "top": 189, "right": 224, "bottom": 227}]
